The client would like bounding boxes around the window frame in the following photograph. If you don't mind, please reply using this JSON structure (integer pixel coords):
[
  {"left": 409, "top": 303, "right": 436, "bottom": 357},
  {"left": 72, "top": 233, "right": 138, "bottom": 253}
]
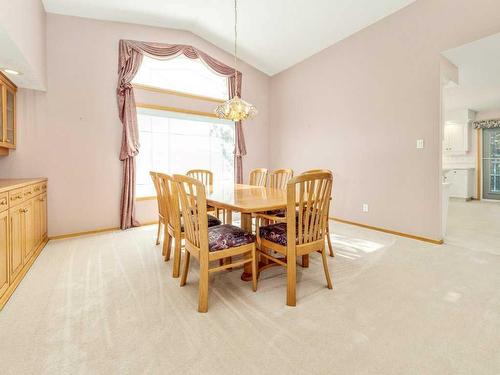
[{"left": 135, "top": 104, "right": 236, "bottom": 200}]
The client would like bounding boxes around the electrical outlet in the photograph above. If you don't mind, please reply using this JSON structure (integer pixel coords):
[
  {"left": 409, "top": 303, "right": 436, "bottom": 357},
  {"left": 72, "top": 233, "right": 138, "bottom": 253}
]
[
  {"left": 416, "top": 139, "right": 424, "bottom": 149},
  {"left": 362, "top": 203, "right": 369, "bottom": 213}
]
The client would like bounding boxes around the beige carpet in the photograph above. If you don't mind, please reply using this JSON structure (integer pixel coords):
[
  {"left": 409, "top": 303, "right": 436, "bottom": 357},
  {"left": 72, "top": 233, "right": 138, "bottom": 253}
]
[{"left": 0, "top": 203, "right": 499, "bottom": 374}]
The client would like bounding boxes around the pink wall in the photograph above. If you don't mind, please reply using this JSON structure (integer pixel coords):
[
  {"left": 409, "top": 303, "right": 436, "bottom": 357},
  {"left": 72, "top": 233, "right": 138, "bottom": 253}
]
[
  {"left": 269, "top": 0, "right": 500, "bottom": 241},
  {"left": 0, "top": 14, "right": 270, "bottom": 237},
  {"left": 0, "top": 0, "right": 46, "bottom": 89}
]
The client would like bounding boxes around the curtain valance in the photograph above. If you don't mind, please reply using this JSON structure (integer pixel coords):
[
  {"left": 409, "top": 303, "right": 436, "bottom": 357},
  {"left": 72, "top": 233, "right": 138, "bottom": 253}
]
[
  {"left": 117, "top": 39, "right": 247, "bottom": 229},
  {"left": 472, "top": 119, "right": 500, "bottom": 129}
]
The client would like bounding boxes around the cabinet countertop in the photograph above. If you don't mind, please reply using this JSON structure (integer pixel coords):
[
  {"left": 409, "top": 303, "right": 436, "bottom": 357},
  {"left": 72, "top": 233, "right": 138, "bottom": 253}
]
[{"left": 0, "top": 178, "right": 48, "bottom": 194}]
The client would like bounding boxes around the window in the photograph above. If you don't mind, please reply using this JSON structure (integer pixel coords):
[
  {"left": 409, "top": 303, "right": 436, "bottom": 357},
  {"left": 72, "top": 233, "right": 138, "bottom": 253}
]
[
  {"left": 132, "top": 55, "right": 229, "bottom": 100},
  {"left": 136, "top": 108, "right": 235, "bottom": 197}
]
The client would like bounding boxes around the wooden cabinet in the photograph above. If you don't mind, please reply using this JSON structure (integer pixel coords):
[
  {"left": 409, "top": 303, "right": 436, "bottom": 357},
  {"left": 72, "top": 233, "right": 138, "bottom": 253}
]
[
  {"left": 0, "top": 179, "right": 48, "bottom": 309},
  {"left": 0, "top": 72, "right": 17, "bottom": 156}
]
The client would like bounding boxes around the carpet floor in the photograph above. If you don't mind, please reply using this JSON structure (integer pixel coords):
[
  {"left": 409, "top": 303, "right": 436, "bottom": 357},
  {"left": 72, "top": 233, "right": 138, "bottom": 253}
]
[{"left": 0, "top": 201, "right": 499, "bottom": 374}]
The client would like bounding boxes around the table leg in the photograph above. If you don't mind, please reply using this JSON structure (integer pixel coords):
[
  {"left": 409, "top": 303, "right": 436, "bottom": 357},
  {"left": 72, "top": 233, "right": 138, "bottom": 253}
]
[{"left": 241, "top": 213, "right": 254, "bottom": 281}]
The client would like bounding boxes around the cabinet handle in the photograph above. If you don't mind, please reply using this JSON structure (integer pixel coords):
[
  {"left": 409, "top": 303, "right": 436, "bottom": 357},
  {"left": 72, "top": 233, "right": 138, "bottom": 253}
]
[
  {"left": 20, "top": 208, "right": 29, "bottom": 213},
  {"left": 0, "top": 200, "right": 6, "bottom": 206},
  {"left": 25, "top": 191, "right": 32, "bottom": 196}
]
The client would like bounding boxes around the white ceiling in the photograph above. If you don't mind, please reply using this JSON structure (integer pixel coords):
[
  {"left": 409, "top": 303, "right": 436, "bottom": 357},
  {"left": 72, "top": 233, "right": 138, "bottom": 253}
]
[
  {"left": 443, "top": 32, "right": 500, "bottom": 112},
  {"left": 42, "top": 0, "right": 415, "bottom": 76}
]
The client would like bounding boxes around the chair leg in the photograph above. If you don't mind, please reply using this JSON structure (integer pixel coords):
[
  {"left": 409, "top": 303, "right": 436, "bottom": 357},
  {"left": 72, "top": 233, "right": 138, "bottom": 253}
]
[
  {"left": 155, "top": 222, "right": 161, "bottom": 245},
  {"left": 321, "top": 248, "right": 333, "bottom": 289},
  {"left": 172, "top": 239, "right": 181, "bottom": 277},
  {"left": 162, "top": 230, "right": 171, "bottom": 259},
  {"left": 287, "top": 251, "right": 297, "bottom": 307},
  {"left": 326, "top": 230, "right": 335, "bottom": 257},
  {"left": 180, "top": 251, "right": 190, "bottom": 287},
  {"left": 198, "top": 260, "right": 209, "bottom": 313},
  {"left": 164, "top": 230, "right": 172, "bottom": 262},
  {"left": 301, "top": 254, "right": 309, "bottom": 268},
  {"left": 251, "top": 246, "right": 257, "bottom": 292}
]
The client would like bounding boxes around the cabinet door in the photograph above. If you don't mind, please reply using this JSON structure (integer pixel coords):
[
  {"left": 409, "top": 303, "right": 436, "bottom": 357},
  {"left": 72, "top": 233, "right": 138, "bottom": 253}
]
[
  {"left": 22, "top": 200, "right": 35, "bottom": 263},
  {"left": 0, "top": 210, "right": 9, "bottom": 297},
  {"left": 33, "top": 197, "right": 41, "bottom": 248},
  {"left": 10, "top": 207, "right": 23, "bottom": 280},
  {"left": 40, "top": 194, "right": 47, "bottom": 240},
  {"left": 5, "top": 87, "right": 15, "bottom": 146}
]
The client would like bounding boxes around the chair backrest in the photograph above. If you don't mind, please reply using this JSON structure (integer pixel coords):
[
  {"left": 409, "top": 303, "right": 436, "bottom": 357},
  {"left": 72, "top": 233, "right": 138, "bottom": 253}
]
[
  {"left": 150, "top": 172, "right": 164, "bottom": 218},
  {"left": 303, "top": 168, "right": 332, "bottom": 174},
  {"left": 286, "top": 171, "right": 333, "bottom": 246},
  {"left": 249, "top": 168, "right": 268, "bottom": 186},
  {"left": 269, "top": 169, "right": 294, "bottom": 189},
  {"left": 157, "top": 173, "right": 181, "bottom": 232},
  {"left": 186, "top": 169, "right": 213, "bottom": 188},
  {"left": 173, "top": 174, "right": 209, "bottom": 250}
]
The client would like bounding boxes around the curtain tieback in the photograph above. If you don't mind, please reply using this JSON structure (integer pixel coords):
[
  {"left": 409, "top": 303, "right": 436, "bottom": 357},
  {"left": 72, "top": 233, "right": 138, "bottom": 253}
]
[{"left": 117, "top": 82, "right": 133, "bottom": 95}]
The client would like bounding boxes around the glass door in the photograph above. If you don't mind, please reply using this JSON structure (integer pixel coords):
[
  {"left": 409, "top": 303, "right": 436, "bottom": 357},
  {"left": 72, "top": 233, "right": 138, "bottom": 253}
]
[
  {"left": 482, "top": 128, "right": 500, "bottom": 200},
  {"left": 0, "top": 84, "right": 4, "bottom": 143},
  {"left": 5, "top": 88, "right": 15, "bottom": 145}
]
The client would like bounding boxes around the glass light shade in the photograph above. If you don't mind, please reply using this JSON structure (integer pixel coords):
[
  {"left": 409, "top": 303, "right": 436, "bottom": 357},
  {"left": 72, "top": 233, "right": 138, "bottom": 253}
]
[{"left": 215, "top": 95, "right": 258, "bottom": 121}]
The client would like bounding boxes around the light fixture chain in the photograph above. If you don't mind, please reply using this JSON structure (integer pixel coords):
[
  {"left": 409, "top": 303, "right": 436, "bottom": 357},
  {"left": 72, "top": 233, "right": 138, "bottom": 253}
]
[{"left": 234, "top": 0, "right": 238, "bottom": 95}]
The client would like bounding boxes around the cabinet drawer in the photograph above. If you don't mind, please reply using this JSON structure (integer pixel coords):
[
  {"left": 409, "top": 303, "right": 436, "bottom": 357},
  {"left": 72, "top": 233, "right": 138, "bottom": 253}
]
[
  {"left": 32, "top": 183, "right": 44, "bottom": 195},
  {"left": 9, "top": 188, "right": 24, "bottom": 207},
  {"left": 23, "top": 186, "right": 34, "bottom": 200},
  {"left": 0, "top": 193, "right": 8, "bottom": 212}
]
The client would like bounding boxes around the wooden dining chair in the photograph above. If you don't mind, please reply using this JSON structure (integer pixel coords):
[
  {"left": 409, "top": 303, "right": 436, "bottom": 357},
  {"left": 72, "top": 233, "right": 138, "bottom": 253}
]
[
  {"left": 255, "top": 168, "right": 294, "bottom": 233},
  {"left": 150, "top": 171, "right": 165, "bottom": 246},
  {"left": 157, "top": 173, "right": 221, "bottom": 278},
  {"left": 186, "top": 169, "right": 213, "bottom": 187},
  {"left": 269, "top": 169, "right": 294, "bottom": 189},
  {"left": 174, "top": 174, "right": 257, "bottom": 313},
  {"left": 249, "top": 168, "right": 268, "bottom": 186},
  {"left": 303, "top": 169, "right": 335, "bottom": 257},
  {"left": 257, "top": 171, "right": 333, "bottom": 307}
]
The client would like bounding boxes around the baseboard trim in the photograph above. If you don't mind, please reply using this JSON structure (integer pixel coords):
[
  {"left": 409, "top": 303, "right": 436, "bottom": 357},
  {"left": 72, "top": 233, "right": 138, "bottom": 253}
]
[
  {"left": 0, "top": 238, "right": 49, "bottom": 310},
  {"left": 330, "top": 217, "right": 443, "bottom": 245},
  {"left": 48, "top": 221, "right": 159, "bottom": 241}
]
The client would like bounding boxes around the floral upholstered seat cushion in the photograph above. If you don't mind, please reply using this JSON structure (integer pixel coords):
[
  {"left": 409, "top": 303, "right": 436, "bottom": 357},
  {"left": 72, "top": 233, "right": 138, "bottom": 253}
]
[
  {"left": 208, "top": 224, "right": 256, "bottom": 252},
  {"left": 180, "top": 214, "right": 221, "bottom": 231},
  {"left": 259, "top": 223, "right": 288, "bottom": 246},
  {"left": 207, "top": 214, "right": 222, "bottom": 227},
  {"left": 265, "top": 209, "right": 286, "bottom": 218}
]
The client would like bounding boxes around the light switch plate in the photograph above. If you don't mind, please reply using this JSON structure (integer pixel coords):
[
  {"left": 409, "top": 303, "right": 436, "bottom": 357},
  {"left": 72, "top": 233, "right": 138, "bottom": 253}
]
[
  {"left": 417, "top": 139, "right": 424, "bottom": 149},
  {"left": 362, "top": 203, "right": 369, "bottom": 213}
]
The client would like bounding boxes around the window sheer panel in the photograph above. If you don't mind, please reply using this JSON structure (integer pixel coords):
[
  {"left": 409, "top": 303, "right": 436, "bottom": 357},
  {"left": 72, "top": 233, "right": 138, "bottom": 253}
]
[
  {"left": 136, "top": 109, "right": 235, "bottom": 197},
  {"left": 132, "top": 55, "right": 229, "bottom": 100}
]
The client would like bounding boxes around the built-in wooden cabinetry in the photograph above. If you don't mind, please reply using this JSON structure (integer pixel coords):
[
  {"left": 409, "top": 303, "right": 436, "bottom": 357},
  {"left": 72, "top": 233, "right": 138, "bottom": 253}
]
[
  {"left": 0, "top": 179, "right": 48, "bottom": 309},
  {"left": 0, "top": 72, "right": 17, "bottom": 156}
]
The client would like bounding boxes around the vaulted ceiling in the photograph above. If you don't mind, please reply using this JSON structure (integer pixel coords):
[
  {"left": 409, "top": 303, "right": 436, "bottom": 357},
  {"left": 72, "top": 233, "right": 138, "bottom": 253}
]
[
  {"left": 443, "top": 32, "right": 500, "bottom": 112},
  {"left": 42, "top": 0, "right": 415, "bottom": 76}
]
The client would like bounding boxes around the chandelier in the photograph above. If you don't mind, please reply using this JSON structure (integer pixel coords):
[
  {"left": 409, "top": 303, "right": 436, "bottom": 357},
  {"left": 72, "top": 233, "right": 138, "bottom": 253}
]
[{"left": 215, "top": 0, "right": 257, "bottom": 121}]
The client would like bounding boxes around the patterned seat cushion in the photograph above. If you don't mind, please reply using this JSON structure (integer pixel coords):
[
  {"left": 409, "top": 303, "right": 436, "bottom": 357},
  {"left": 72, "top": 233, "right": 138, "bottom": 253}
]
[
  {"left": 265, "top": 209, "right": 286, "bottom": 218},
  {"left": 259, "top": 223, "right": 288, "bottom": 246},
  {"left": 208, "top": 224, "right": 255, "bottom": 252},
  {"left": 180, "top": 214, "right": 221, "bottom": 231}
]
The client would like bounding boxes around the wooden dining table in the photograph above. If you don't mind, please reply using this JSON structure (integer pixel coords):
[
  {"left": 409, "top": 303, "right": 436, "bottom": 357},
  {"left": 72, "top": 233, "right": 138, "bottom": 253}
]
[{"left": 206, "top": 182, "right": 288, "bottom": 281}]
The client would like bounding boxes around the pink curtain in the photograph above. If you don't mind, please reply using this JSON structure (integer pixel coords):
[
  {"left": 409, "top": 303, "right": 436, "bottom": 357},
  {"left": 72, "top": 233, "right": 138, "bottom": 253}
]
[
  {"left": 228, "top": 74, "right": 246, "bottom": 183},
  {"left": 117, "top": 39, "right": 247, "bottom": 228}
]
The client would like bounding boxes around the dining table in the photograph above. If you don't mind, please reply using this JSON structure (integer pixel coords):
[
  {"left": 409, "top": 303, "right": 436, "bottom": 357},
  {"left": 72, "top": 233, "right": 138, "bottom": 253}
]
[{"left": 206, "top": 182, "right": 290, "bottom": 281}]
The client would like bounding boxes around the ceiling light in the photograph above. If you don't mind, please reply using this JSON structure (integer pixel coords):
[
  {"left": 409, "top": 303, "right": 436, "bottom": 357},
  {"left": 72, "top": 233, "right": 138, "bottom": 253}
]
[
  {"left": 215, "top": 0, "right": 257, "bottom": 122},
  {"left": 1, "top": 68, "right": 22, "bottom": 75}
]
